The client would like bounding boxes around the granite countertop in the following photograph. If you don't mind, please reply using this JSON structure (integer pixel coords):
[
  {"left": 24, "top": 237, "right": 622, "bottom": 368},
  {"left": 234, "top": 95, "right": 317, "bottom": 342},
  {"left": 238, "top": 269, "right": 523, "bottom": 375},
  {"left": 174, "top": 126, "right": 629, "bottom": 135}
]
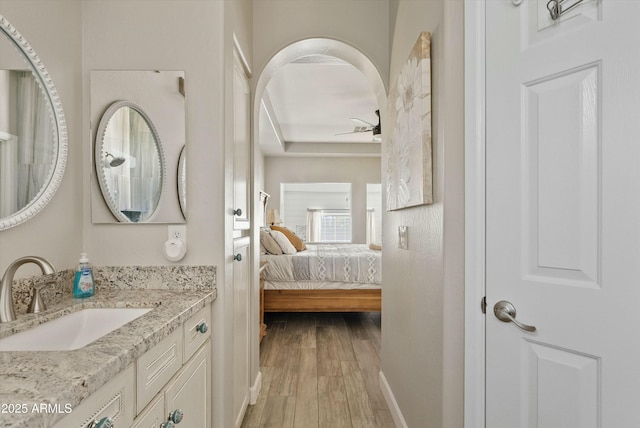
[{"left": 0, "top": 288, "right": 216, "bottom": 428}]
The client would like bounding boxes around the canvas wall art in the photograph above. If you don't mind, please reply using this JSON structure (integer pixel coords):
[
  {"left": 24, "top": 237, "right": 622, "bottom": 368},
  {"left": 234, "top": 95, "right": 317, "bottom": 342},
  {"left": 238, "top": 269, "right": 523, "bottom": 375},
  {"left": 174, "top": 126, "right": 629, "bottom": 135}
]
[{"left": 386, "top": 31, "right": 433, "bottom": 211}]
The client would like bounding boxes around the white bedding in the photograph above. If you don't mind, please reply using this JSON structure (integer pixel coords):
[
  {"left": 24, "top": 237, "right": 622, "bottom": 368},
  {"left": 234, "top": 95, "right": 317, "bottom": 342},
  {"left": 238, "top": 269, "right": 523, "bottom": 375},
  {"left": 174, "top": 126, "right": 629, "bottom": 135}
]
[
  {"left": 261, "top": 243, "right": 382, "bottom": 289},
  {"left": 264, "top": 280, "right": 380, "bottom": 291}
]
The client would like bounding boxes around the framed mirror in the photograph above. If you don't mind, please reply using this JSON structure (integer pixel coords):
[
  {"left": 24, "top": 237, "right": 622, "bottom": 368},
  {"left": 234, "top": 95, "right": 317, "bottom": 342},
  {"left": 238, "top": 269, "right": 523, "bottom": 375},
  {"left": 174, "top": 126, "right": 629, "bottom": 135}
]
[
  {"left": 95, "top": 101, "right": 165, "bottom": 223},
  {"left": 0, "top": 14, "right": 67, "bottom": 230},
  {"left": 90, "top": 70, "right": 186, "bottom": 223}
]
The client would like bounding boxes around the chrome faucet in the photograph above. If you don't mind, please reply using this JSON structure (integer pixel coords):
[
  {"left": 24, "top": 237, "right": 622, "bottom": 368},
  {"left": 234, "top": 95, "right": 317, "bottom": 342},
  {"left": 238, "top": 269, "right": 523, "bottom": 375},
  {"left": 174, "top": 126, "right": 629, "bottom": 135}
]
[{"left": 0, "top": 256, "right": 56, "bottom": 322}]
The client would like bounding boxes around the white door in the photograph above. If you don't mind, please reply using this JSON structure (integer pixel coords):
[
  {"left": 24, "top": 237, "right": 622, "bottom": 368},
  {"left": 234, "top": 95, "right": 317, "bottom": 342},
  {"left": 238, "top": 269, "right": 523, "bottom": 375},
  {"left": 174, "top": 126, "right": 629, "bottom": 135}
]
[
  {"left": 233, "top": 50, "right": 251, "bottom": 230},
  {"left": 486, "top": 1, "right": 640, "bottom": 427},
  {"left": 233, "top": 236, "right": 250, "bottom": 427}
]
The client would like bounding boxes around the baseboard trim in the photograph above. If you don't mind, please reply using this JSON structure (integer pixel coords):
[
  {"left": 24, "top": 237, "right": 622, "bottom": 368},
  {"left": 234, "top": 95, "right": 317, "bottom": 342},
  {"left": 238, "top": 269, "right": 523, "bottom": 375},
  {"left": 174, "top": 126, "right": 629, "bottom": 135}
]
[
  {"left": 249, "top": 370, "right": 262, "bottom": 405},
  {"left": 379, "top": 370, "right": 408, "bottom": 428}
]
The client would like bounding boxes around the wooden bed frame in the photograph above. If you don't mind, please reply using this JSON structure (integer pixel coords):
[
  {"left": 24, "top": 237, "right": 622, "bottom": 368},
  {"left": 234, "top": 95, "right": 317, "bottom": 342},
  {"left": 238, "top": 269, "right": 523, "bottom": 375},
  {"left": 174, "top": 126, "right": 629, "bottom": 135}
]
[{"left": 263, "top": 289, "right": 381, "bottom": 312}]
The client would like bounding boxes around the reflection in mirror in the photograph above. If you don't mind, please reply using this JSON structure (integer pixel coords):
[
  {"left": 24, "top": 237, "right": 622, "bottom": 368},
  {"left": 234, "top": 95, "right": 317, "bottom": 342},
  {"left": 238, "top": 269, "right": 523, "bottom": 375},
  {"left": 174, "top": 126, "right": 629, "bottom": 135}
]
[
  {"left": 95, "top": 101, "right": 165, "bottom": 223},
  {"left": 90, "top": 70, "right": 186, "bottom": 223},
  {"left": 0, "top": 15, "right": 67, "bottom": 230},
  {"left": 177, "top": 145, "right": 186, "bottom": 219}
]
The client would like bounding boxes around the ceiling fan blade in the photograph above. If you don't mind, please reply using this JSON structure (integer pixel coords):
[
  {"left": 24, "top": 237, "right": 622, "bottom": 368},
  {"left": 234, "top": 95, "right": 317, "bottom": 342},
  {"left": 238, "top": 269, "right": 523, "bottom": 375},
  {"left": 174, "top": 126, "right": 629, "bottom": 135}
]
[
  {"left": 349, "top": 118, "right": 375, "bottom": 127},
  {"left": 335, "top": 130, "right": 361, "bottom": 136}
]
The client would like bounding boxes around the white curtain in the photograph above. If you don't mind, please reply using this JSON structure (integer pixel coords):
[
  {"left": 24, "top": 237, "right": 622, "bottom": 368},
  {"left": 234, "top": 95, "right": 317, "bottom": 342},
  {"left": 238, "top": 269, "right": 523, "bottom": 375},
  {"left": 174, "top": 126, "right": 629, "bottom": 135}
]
[
  {"left": 366, "top": 209, "right": 376, "bottom": 245},
  {"left": 0, "top": 132, "right": 18, "bottom": 218},
  {"left": 15, "top": 71, "right": 54, "bottom": 210},
  {"left": 128, "top": 109, "right": 161, "bottom": 216},
  {"left": 104, "top": 107, "right": 162, "bottom": 221},
  {"left": 104, "top": 108, "right": 132, "bottom": 211},
  {"left": 0, "top": 71, "right": 18, "bottom": 217},
  {"left": 306, "top": 209, "right": 322, "bottom": 242}
]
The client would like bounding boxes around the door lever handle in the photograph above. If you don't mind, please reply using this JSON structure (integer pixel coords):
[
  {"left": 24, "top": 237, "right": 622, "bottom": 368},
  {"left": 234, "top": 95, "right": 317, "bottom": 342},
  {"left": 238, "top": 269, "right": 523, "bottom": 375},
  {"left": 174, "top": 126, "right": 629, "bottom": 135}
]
[{"left": 493, "top": 300, "right": 537, "bottom": 332}]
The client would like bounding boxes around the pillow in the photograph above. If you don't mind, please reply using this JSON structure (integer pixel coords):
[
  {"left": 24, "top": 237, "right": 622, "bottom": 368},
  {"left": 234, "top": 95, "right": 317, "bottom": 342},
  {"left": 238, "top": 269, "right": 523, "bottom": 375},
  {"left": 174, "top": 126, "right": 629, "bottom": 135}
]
[
  {"left": 260, "top": 230, "right": 282, "bottom": 255},
  {"left": 270, "top": 225, "right": 307, "bottom": 251},
  {"left": 270, "top": 230, "right": 297, "bottom": 254}
]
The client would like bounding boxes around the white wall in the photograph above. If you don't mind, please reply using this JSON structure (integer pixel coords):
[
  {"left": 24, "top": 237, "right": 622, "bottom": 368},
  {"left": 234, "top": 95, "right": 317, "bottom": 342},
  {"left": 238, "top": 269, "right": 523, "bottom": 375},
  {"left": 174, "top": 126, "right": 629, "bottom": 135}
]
[
  {"left": 264, "top": 157, "right": 381, "bottom": 244},
  {"left": 0, "top": 0, "right": 82, "bottom": 277},
  {"left": 82, "top": 0, "right": 225, "bottom": 267},
  {"left": 252, "top": 0, "right": 390, "bottom": 87},
  {"left": 381, "top": 0, "right": 465, "bottom": 427}
]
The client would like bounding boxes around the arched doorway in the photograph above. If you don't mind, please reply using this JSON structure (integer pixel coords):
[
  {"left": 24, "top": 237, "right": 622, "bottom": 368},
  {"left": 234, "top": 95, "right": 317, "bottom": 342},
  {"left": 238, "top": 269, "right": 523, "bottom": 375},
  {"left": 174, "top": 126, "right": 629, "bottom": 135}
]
[{"left": 247, "top": 37, "right": 389, "bottom": 425}]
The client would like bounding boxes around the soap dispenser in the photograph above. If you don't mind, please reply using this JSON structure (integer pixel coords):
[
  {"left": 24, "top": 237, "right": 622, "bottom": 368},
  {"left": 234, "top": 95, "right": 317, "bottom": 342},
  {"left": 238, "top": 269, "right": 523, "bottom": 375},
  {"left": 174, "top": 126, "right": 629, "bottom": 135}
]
[{"left": 73, "top": 252, "right": 95, "bottom": 298}]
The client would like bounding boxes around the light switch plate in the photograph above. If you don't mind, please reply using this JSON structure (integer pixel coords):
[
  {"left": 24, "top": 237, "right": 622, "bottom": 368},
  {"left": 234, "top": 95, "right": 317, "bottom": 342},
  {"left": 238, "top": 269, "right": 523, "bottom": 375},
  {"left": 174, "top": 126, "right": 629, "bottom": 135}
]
[{"left": 398, "top": 226, "right": 408, "bottom": 250}]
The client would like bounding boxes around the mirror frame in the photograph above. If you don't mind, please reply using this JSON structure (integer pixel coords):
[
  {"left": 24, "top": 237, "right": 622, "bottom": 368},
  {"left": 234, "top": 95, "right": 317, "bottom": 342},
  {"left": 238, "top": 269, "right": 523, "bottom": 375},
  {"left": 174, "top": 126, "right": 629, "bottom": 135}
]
[
  {"left": 0, "top": 14, "right": 68, "bottom": 230},
  {"left": 177, "top": 145, "right": 187, "bottom": 219},
  {"left": 94, "top": 100, "right": 166, "bottom": 223}
]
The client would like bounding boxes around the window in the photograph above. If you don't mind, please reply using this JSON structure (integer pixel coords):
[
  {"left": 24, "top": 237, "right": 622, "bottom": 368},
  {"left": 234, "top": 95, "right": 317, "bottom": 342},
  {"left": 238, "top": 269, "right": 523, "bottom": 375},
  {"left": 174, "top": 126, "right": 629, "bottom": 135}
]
[
  {"left": 281, "top": 183, "right": 351, "bottom": 243},
  {"left": 307, "top": 209, "right": 351, "bottom": 243}
]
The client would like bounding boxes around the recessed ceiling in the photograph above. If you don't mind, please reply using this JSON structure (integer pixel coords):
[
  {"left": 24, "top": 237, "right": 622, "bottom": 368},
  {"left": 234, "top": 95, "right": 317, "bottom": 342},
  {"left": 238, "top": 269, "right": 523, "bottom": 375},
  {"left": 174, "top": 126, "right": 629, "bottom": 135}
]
[{"left": 259, "top": 55, "right": 380, "bottom": 157}]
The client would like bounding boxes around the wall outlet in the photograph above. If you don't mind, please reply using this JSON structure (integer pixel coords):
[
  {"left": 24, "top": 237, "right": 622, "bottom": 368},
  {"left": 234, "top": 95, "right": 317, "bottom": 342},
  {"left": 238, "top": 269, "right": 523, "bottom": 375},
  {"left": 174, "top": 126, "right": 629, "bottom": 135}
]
[
  {"left": 168, "top": 225, "right": 187, "bottom": 242},
  {"left": 398, "top": 226, "right": 408, "bottom": 250}
]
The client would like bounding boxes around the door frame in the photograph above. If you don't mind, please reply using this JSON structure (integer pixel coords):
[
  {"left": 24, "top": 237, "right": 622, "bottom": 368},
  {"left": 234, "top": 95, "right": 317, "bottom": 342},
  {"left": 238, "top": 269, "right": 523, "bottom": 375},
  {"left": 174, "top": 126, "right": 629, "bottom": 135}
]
[{"left": 464, "top": 1, "right": 486, "bottom": 427}]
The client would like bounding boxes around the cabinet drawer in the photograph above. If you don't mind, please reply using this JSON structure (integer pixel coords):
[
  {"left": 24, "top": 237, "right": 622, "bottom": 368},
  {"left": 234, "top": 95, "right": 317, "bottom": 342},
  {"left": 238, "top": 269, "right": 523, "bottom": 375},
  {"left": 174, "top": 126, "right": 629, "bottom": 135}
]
[
  {"left": 137, "top": 328, "right": 183, "bottom": 413},
  {"left": 183, "top": 305, "right": 211, "bottom": 361},
  {"left": 132, "top": 395, "right": 165, "bottom": 428},
  {"left": 53, "top": 364, "right": 134, "bottom": 428}
]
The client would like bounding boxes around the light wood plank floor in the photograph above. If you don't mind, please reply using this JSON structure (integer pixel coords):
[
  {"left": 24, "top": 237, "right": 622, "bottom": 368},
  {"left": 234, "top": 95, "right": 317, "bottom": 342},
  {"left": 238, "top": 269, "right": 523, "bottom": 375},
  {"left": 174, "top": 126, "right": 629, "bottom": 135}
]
[{"left": 241, "top": 312, "right": 394, "bottom": 428}]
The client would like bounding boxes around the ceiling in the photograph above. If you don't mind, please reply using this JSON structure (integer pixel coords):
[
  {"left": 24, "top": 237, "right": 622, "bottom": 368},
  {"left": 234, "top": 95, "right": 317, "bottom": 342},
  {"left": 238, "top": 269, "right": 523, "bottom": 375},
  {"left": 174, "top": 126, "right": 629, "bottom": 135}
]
[{"left": 258, "top": 55, "right": 381, "bottom": 157}]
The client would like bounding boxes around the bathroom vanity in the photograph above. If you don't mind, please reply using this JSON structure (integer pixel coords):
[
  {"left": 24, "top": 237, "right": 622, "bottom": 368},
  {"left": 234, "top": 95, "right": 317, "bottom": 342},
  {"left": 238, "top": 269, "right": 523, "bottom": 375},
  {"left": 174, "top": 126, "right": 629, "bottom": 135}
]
[{"left": 0, "top": 288, "right": 215, "bottom": 428}]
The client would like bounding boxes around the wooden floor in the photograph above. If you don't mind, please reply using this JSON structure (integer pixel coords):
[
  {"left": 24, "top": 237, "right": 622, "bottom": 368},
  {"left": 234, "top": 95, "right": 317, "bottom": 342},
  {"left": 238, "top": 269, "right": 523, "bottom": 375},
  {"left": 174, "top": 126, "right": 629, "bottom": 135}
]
[{"left": 241, "top": 312, "right": 394, "bottom": 428}]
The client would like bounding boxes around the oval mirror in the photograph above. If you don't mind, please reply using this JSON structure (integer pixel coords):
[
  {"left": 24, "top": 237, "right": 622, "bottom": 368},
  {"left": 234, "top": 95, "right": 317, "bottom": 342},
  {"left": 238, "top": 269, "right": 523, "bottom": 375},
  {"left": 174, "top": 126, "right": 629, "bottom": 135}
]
[
  {"left": 177, "top": 145, "right": 186, "bottom": 219},
  {"left": 90, "top": 70, "right": 186, "bottom": 224},
  {"left": 95, "top": 101, "right": 165, "bottom": 223},
  {"left": 0, "top": 14, "right": 67, "bottom": 230}
]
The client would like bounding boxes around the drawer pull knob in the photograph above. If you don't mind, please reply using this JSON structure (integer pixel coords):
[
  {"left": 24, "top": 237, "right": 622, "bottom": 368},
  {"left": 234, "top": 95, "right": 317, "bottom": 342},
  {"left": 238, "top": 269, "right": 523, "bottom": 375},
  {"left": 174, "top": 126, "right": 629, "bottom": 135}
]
[
  {"left": 169, "top": 409, "right": 184, "bottom": 423},
  {"left": 89, "top": 417, "right": 113, "bottom": 428},
  {"left": 196, "top": 322, "right": 208, "bottom": 334},
  {"left": 234, "top": 253, "right": 242, "bottom": 262},
  {"left": 233, "top": 208, "right": 242, "bottom": 216}
]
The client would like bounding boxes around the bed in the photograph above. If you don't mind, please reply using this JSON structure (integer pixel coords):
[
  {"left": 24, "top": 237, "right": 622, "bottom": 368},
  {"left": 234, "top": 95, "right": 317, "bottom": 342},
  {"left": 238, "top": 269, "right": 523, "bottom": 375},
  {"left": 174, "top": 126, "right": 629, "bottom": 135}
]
[{"left": 260, "top": 243, "right": 382, "bottom": 312}]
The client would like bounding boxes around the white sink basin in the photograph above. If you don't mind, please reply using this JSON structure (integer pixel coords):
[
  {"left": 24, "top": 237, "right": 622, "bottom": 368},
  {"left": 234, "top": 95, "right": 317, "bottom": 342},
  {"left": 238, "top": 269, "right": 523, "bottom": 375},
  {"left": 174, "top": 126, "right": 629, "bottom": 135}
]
[{"left": 0, "top": 308, "right": 152, "bottom": 351}]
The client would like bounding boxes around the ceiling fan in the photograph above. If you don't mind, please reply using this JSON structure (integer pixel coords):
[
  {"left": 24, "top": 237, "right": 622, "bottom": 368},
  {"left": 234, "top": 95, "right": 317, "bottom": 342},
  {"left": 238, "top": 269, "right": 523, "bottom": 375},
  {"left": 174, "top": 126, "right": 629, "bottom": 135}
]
[{"left": 336, "top": 109, "right": 381, "bottom": 141}]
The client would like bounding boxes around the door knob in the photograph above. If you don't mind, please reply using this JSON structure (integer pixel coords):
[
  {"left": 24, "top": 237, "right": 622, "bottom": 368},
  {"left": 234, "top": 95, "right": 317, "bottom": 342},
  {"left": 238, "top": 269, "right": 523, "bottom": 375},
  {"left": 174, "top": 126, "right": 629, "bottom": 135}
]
[{"left": 493, "top": 300, "right": 537, "bottom": 332}]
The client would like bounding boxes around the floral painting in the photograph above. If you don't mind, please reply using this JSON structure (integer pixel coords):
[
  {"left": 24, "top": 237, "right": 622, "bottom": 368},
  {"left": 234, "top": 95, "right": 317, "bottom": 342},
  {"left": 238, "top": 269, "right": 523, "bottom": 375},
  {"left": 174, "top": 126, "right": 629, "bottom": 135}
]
[{"left": 386, "top": 32, "right": 432, "bottom": 211}]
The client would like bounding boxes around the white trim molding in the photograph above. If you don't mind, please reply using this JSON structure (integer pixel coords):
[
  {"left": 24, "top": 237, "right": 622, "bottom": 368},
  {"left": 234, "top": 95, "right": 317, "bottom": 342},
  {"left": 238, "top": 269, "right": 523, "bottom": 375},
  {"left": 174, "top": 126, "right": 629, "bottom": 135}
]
[
  {"left": 379, "top": 370, "right": 408, "bottom": 428},
  {"left": 464, "top": 0, "right": 487, "bottom": 427},
  {"left": 233, "top": 33, "right": 252, "bottom": 78},
  {"left": 249, "top": 370, "right": 262, "bottom": 405}
]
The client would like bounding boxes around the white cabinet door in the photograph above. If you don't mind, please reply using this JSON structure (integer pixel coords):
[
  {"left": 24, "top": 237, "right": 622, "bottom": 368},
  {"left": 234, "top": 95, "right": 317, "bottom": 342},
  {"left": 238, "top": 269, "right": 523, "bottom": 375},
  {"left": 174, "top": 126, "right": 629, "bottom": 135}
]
[
  {"left": 164, "top": 342, "right": 211, "bottom": 428},
  {"left": 232, "top": 236, "right": 250, "bottom": 427},
  {"left": 485, "top": 1, "right": 640, "bottom": 426},
  {"left": 233, "top": 49, "right": 250, "bottom": 231}
]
